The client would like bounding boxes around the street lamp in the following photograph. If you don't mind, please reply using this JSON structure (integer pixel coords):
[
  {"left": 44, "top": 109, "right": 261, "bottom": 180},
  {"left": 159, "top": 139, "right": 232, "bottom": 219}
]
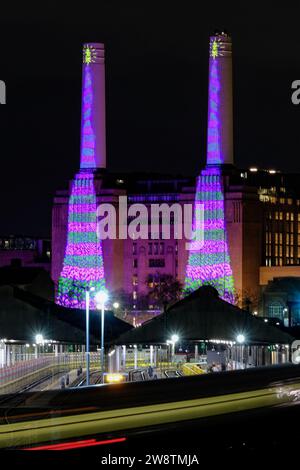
[
  {"left": 35, "top": 334, "right": 44, "bottom": 345},
  {"left": 236, "top": 334, "right": 245, "bottom": 369},
  {"left": 35, "top": 334, "right": 44, "bottom": 357},
  {"left": 96, "top": 290, "right": 109, "bottom": 377},
  {"left": 85, "top": 286, "right": 95, "bottom": 386},
  {"left": 236, "top": 334, "right": 245, "bottom": 344},
  {"left": 167, "top": 335, "right": 179, "bottom": 363},
  {"left": 113, "top": 302, "right": 120, "bottom": 309}
]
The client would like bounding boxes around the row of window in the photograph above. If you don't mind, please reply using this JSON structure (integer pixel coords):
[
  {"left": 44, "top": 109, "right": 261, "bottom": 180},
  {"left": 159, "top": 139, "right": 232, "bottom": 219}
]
[
  {"left": 133, "top": 258, "right": 166, "bottom": 268},
  {"left": 132, "top": 242, "right": 178, "bottom": 255},
  {"left": 266, "top": 257, "right": 300, "bottom": 266},
  {"left": 267, "top": 212, "right": 300, "bottom": 221},
  {"left": 263, "top": 198, "right": 294, "bottom": 205}
]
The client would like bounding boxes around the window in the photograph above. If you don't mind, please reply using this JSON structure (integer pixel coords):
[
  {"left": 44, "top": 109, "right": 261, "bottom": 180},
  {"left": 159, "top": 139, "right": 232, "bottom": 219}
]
[
  {"left": 133, "top": 243, "right": 137, "bottom": 255},
  {"left": 149, "top": 259, "right": 165, "bottom": 268},
  {"left": 268, "top": 303, "right": 283, "bottom": 320},
  {"left": 133, "top": 259, "right": 138, "bottom": 268}
]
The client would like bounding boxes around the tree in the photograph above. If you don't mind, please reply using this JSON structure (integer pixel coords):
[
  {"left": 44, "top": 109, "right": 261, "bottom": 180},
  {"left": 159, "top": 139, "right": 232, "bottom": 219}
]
[{"left": 146, "top": 272, "right": 183, "bottom": 309}]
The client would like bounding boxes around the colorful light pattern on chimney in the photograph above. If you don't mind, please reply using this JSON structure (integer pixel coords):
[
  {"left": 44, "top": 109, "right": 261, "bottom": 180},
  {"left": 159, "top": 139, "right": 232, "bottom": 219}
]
[
  {"left": 80, "top": 60, "right": 96, "bottom": 169},
  {"left": 56, "top": 44, "right": 106, "bottom": 309},
  {"left": 185, "top": 166, "right": 235, "bottom": 302},
  {"left": 185, "top": 33, "right": 235, "bottom": 303},
  {"left": 56, "top": 172, "right": 106, "bottom": 309}
]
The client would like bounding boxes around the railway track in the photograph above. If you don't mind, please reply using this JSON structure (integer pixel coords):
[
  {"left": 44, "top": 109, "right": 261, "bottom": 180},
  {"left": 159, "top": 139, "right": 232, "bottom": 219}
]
[{"left": 0, "top": 370, "right": 68, "bottom": 425}]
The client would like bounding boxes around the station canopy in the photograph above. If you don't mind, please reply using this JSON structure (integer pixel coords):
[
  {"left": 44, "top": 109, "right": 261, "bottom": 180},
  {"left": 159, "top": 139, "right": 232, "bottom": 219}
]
[
  {"left": 116, "top": 286, "right": 293, "bottom": 346},
  {"left": 0, "top": 285, "right": 132, "bottom": 344}
]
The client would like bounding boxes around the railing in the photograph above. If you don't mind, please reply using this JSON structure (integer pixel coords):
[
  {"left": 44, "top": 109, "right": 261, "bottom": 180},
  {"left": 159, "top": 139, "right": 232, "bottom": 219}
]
[
  {"left": 181, "top": 363, "right": 205, "bottom": 376},
  {"left": 0, "top": 353, "right": 102, "bottom": 389}
]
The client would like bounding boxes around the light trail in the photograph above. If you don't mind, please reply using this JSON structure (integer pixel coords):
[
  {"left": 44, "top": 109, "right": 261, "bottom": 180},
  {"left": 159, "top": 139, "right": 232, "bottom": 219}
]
[{"left": 1, "top": 381, "right": 300, "bottom": 449}]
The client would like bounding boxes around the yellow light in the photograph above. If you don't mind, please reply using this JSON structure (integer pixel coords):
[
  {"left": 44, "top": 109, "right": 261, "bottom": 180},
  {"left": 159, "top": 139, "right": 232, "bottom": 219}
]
[
  {"left": 105, "top": 373, "right": 125, "bottom": 383},
  {"left": 249, "top": 167, "right": 258, "bottom": 172}
]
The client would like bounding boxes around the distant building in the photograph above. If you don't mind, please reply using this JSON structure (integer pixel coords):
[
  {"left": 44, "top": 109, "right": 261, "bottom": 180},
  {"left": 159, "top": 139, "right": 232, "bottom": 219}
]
[
  {"left": 51, "top": 35, "right": 300, "bottom": 316},
  {"left": 0, "top": 235, "right": 51, "bottom": 271},
  {"left": 261, "top": 277, "right": 300, "bottom": 327}
]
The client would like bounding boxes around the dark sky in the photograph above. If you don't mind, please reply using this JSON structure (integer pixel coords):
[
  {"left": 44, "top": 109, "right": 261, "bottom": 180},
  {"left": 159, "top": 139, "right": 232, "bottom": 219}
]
[{"left": 0, "top": 1, "right": 300, "bottom": 236}]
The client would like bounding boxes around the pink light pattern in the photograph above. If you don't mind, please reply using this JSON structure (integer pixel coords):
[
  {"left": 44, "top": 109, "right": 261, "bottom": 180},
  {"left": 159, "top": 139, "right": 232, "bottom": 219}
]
[{"left": 56, "top": 171, "right": 106, "bottom": 309}]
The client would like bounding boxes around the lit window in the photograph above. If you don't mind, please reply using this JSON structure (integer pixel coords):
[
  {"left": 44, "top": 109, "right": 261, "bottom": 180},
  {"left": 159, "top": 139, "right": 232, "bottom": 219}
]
[{"left": 268, "top": 303, "right": 283, "bottom": 319}]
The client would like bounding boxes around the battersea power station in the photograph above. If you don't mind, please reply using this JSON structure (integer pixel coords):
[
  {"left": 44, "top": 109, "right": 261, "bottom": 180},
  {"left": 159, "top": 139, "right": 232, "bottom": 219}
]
[{"left": 51, "top": 32, "right": 300, "bottom": 321}]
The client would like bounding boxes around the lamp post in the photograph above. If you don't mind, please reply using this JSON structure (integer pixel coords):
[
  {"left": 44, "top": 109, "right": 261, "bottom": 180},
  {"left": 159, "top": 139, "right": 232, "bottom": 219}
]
[
  {"left": 96, "top": 290, "right": 108, "bottom": 377},
  {"left": 236, "top": 334, "right": 245, "bottom": 369},
  {"left": 85, "top": 286, "right": 95, "bottom": 386},
  {"left": 35, "top": 334, "right": 44, "bottom": 358},
  {"left": 167, "top": 335, "right": 179, "bottom": 365},
  {"left": 171, "top": 334, "right": 179, "bottom": 362}
]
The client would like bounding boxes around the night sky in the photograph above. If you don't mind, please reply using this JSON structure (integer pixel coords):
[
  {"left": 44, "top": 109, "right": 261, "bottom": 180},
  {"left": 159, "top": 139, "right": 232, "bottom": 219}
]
[{"left": 0, "top": 1, "right": 300, "bottom": 236}]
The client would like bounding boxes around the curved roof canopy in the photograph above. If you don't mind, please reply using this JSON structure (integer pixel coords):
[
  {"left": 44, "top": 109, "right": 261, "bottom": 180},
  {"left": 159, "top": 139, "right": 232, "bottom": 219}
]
[{"left": 116, "top": 286, "right": 293, "bottom": 345}]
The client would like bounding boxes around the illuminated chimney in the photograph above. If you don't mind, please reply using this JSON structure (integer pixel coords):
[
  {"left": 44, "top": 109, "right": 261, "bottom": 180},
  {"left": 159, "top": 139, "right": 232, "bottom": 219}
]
[
  {"left": 184, "top": 32, "right": 235, "bottom": 303},
  {"left": 56, "top": 43, "right": 107, "bottom": 309},
  {"left": 80, "top": 43, "right": 106, "bottom": 169},
  {"left": 206, "top": 31, "right": 233, "bottom": 166}
]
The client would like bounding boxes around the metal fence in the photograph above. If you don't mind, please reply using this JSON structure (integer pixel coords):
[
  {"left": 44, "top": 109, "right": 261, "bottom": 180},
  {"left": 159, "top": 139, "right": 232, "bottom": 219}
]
[{"left": 0, "top": 353, "right": 103, "bottom": 389}]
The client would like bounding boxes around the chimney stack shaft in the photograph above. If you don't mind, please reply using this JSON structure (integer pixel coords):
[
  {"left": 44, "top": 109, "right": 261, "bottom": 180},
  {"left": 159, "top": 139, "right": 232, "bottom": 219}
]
[
  {"left": 206, "top": 32, "right": 233, "bottom": 166},
  {"left": 80, "top": 43, "right": 106, "bottom": 169}
]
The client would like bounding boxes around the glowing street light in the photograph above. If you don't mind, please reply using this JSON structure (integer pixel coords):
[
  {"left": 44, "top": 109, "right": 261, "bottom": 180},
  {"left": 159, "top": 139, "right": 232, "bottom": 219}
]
[
  {"left": 35, "top": 334, "right": 44, "bottom": 345},
  {"left": 236, "top": 334, "right": 245, "bottom": 370},
  {"left": 96, "top": 290, "right": 109, "bottom": 376},
  {"left": 113, "top": 302, "right": 120, "bottom": 309},
  {"left": 96, "top": 290, "right": 108, "bottom": 305},
  {"left": 236, "top": 334, "right": 245, "bottom": 344},
  {"left": 168, "top": 334, "right": 179, "bottom": 362}
]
